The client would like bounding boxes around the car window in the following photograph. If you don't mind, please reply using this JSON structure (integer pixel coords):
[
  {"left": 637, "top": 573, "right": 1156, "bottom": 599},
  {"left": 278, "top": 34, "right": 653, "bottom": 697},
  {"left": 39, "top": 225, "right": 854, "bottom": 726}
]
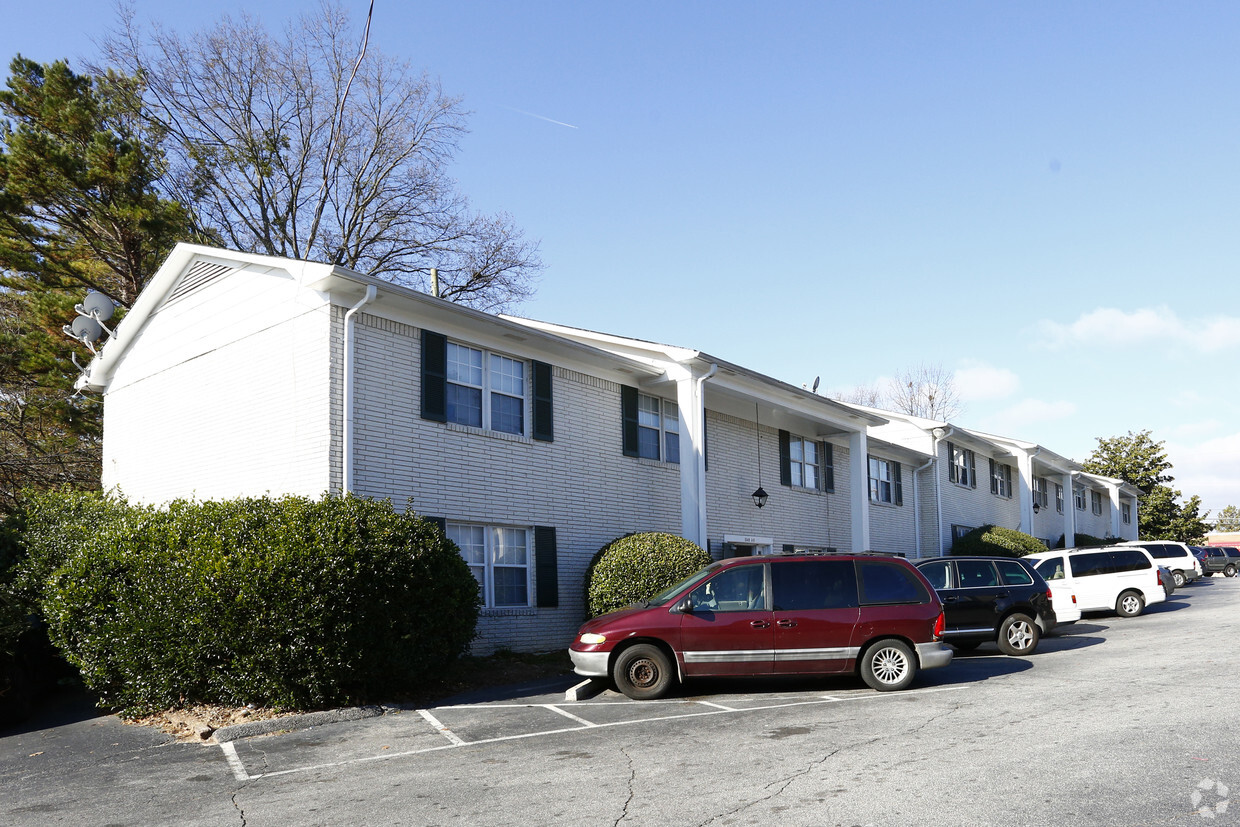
[
  {"left": 956, "top": 560, "right": 1000, "bottom": 588},
  {"left": 1070, "top": 552, "right": 1109, "bottom": 578},
  {"left": 996, "top": 559, "right": 1034, "bottom": 586},
  {"left": 1113, "top": 550, "right": 1150, "bottom": 572},
  {"left": 771, "top": 560, "right": 858, "bottom": 611},
  {"left": 1226, "top": 549, "right": 1240, "bottom": 559},
  {"left": 917, "top": 560, "right": 953, "bottom": 590},
  {"left": 858, "top": 561, "right": 929, "bottom": 605},
  {"left": 689, "top": 565, "right": 766, "bottom": 612},
  {"left": 1146, "top": 544, "right": 1171, "bottom": 559},
  {"left": 1034, "top": 557, "right": 1064, "bottom": 581}
]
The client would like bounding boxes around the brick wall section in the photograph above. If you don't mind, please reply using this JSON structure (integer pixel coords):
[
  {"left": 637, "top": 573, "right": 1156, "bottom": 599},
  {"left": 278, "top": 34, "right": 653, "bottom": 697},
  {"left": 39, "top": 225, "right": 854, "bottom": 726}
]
[
  {"left": 703, "top": 411, "right": 853, "bottom": 553},
  {"left": 102, "top": 268, "right": 333, "bottom": 503},
  {"left": 349, "top": 313, "right": 681, "bottom": 654},
  {"left": 866, "top": 450, "right": 917, "bottom": 556},
  {"left": 937, "top": 443, "right": 1022, "bottom": 554}
]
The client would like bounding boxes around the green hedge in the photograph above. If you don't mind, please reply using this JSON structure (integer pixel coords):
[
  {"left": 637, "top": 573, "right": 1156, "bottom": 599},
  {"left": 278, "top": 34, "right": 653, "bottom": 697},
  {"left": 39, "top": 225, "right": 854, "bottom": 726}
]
[
  {"left": 1054, "top": 532, "right": 1118, "bottom": 549},
  {"left": 950, "top": 525, "right": 1047, "bottom": 558},
  {"left": 586, "top": 532, "right": 711, "bottom": 617},
  {"left": 7, "top": 492, "right": 479, "bottom": 715}
]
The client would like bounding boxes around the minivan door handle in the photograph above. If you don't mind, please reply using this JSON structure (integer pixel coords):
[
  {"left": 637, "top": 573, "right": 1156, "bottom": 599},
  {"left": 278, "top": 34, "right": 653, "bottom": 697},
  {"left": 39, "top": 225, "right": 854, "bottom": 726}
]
[{"left": 750, "top": 620, "right": 771, "bottom": 629}]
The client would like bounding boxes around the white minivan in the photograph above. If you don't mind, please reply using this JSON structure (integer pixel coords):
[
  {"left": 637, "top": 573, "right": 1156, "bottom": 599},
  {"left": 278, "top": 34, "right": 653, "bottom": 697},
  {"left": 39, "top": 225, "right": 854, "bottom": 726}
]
[{"left": 1024, "top": 547, "right": 1166, "bottom": 617}]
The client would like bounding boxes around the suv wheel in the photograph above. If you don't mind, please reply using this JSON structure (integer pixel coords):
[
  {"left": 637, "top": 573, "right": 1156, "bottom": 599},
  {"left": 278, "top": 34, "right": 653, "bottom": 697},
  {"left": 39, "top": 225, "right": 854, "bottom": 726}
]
[
  {"left": 1116, "top": 590, "right": 1145, "bottom": 618},
  {"left": 997, "top": 613, "right": 1040, "bottom": 656},
  {"left": 1225, "top": 564, "right": 1237, "bottom": 578},
  {"left": 1172, "top": 570, "right": 1186, "bottom": 588},
  {"left": 860, "top": 639, "right": 916, "bottom": 691},
  {"left": 613, "top": 644, "right": 674, "bottom": 700}
]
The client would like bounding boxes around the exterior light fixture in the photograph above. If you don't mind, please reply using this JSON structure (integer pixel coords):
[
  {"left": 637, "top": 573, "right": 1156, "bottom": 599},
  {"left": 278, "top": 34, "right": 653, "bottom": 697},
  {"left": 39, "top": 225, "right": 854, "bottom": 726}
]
[
  {"left": 753, "top": 402, "right": 768, "bottom": 509},
  {"left": 752, "top": 486, "right": 769, "bottom": 509},
  {"left": 1032, "top": 502, "right": 1042, "bottom": 515}
]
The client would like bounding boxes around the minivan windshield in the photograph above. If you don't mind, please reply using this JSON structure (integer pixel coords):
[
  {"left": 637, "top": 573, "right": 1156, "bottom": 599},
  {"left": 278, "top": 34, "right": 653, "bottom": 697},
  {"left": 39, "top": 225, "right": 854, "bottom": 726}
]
[{"left": 644, "top": 563, "right": 722, "bottom": 606}]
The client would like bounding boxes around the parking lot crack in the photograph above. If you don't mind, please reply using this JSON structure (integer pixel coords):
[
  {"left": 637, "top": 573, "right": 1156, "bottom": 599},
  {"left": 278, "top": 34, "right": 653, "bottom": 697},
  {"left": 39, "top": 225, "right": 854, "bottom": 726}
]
[
  {"left": 230, "top": 792, "right": 248, "bottom": 826},
  {"left": 613, "top": 747, "right": 637, "bottom": 826}
]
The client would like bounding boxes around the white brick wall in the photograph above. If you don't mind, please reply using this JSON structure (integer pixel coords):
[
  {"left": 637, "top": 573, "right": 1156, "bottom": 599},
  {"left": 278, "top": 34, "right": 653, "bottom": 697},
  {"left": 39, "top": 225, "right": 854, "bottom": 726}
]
[
  {"left": 937, "top": 443, "right": 1023, "bottom": 554},
  {"left": 349, "top": 314, "right": 682, "bottom": 654},
  {"left": 103, "top": 268, "right": 333, "bottom": 503},
  {"left": 866, "top": 451, "right": 917, "bottom": 556}
]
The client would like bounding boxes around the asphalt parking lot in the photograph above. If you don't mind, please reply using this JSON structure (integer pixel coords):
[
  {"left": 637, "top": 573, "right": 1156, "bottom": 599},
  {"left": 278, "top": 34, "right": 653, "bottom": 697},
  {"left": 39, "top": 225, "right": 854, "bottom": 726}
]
[{"left": 4, "top": 577, "right": 1239, "bottom": 826}]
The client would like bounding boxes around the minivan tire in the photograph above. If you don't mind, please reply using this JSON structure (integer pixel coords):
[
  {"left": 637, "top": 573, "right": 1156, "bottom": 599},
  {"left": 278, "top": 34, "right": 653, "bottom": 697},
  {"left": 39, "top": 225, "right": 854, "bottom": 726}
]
[
  {"left": 997, "top": 613, "right": 1040, "bottom": 656},
  {"left": 613, "top": 643, "right": 674, "bottom": 700},
  {"left": 1172, "top": 570, "right": 1186, "bottom": 588},
  {"left": 860, "top": 639, "right": 916, "bottom": 691},
  {"left": 1116, "top": 590, "right": 1145, "bottom": 617}
]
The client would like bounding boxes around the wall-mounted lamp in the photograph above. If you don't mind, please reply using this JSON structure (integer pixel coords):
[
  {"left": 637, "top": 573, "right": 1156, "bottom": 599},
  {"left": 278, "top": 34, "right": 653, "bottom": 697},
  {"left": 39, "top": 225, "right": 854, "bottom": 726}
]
[{"left": 1032, "top": 502, "right": 1042, "bottom": 515}]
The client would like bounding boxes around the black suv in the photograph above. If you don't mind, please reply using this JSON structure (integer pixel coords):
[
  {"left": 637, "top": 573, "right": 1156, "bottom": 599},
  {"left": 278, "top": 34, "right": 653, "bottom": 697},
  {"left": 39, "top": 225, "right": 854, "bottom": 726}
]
[
  {"left": 914, "top": 556, "right": 1056, "bottom": 656},
  {"left": 1193, "top": 546, "right": 1240, "bottom": 577}
]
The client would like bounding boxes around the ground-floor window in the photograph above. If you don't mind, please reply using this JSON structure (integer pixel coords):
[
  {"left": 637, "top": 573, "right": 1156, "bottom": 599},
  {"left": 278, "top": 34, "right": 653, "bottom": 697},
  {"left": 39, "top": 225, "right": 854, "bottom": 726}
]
[{"left": 446, "top": 523, "right": 530, "bottom": 608}]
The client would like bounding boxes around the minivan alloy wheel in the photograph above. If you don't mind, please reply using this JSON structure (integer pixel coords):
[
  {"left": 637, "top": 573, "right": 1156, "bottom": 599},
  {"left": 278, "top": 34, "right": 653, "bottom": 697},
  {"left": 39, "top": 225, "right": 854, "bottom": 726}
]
[{"left": 861, "top": 639, "right": 917, "bottom": 691}]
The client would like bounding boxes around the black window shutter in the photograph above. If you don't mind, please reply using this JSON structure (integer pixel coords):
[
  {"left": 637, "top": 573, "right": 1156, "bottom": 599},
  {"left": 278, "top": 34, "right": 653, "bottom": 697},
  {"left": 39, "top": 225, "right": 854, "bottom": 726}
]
[
  {"left": 969, "top": 451, "right": 977, "bottom": 489},
  {"left": 947, "top": 442, "right": 958, "bottom": 483},
  {"left": 778, "top": 429, "right": 792, "bottom": 487},
  {"left": 621, "top": 385, "right": 639, "bottom": 457},
  {"left": 894, "top": 462, "right": 903, "bottom": 506},
  {"left": 989, "top": 458, "right": 997, "bottom": 494},
  {"left": 425, "top": 515, "right": 447, "bottom": 535},
  {"left": 420, "top": 330, "right": 447, "bottom": 422},
  {"left": 703, "top": 413, "right": 709, "bottom": 472},
  {"left": 823, "top": 442, "right": 834, "bottom": 492},
  {"left": 534, "top": 526, "right": 558, "bottom": 608},
  {"left": 532, "top": 360, "right": 554, "bottom": 442}
]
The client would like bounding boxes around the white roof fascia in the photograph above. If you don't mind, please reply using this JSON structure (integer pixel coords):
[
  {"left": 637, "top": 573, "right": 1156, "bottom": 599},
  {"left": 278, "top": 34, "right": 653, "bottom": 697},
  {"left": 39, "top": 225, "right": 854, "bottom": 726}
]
[
  {"left": 503, "top": 316, "right": 886, "bottom": 433},
  {"left": 965, "top": 429, "right": 1081, "bottom": 475},
  {"left": 864, "top": 435, "right": 935, "bottom": 465},
  {"left": 838, "top": 404, "right": 1011, "bottom": 458}
]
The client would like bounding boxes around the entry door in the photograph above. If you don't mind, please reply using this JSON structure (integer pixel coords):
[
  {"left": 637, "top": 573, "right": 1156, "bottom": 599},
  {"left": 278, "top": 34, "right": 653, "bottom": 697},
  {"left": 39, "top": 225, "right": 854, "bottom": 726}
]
[
  {"left": 769, "top": 560, "right": 860, "bottom": 674},
  {"left": 678, "top": 564, "right": 773, "bottom": 677}
]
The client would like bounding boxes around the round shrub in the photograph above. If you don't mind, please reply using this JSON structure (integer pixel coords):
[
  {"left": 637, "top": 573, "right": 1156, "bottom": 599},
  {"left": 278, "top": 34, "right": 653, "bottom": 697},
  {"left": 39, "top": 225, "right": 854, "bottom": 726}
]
[
  {"left": 950, "top": 525, "right": 1047, "bottom": 558},
  {"left": 586, "top": 532, "right": 710, "bottom": 617},
  {"left": 1054, "top": 532, "right": 1115, "bottom": 549},
  {"left": 36, "top": 494, "right": 479, "bottom": 715}
]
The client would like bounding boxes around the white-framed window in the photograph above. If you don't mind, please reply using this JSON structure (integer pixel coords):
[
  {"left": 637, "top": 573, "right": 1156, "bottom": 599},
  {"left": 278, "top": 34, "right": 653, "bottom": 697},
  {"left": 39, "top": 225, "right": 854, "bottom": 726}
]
[
  {"left": 789, "top": 436, "right": 819, "bottom": 489},
  {"left": 1091, "top": 490, "right": 1103, "bottom": 515},
  {"left": 869, "top": 456, "right": 894, "bottom": 503},
  {"left": 446, "top": 342, "right": 525, "bottom": 435},
  {"left": 951, "top": 524, "right": 976, "bottom": 543},
  {"left": 1055, "top": 483, "right": 1064, "bottom": 514},
  {"left": 1074, "top": 485, "right": 1087, "bottom": 512},
  {"left": 1122, "top": 502, "right": 1132, "bottom": 525},
  {"left": 948, "top": 443, "right": 976, "bottom": 488},
  {"left": 989, "top": 460, "right": 1013, "bottom": 498},
  {"left": 1033, "top": 477, "right": 1049, "bottom": 510},
  {"left": 636, "top": 394, "right": 679, "bottom": 463},
  {"left": 446, "top": 523, "right": 531, "bottom": 608}
]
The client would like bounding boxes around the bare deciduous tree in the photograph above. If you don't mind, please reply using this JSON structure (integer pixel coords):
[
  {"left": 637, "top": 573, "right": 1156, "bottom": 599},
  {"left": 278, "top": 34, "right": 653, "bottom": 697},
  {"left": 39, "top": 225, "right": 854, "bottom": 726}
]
[
  {"left": 887, "top": 362, "right": 962, "bottom": 421},
  {"left": 101, "top": 3, "right": 540, "bottom": 311},
  {"left": 835, "top": 384, "right": 886, "bottom": 408}
]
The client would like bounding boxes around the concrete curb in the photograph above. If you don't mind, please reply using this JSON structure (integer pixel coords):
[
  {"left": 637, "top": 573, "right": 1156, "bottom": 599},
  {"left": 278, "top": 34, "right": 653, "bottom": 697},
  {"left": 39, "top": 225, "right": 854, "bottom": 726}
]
[{"left": 213, "top": 705, "right": 384, "bottom": 743}]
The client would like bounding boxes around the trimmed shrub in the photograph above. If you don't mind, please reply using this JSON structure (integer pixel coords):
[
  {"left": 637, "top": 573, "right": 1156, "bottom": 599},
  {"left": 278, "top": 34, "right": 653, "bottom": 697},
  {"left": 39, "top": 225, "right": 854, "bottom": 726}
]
[
  {"left": 586, "top": 532, "right": 711, "bottom": 617},
  {"left": 950, "top": 525, "right": 1047, "bottom": 558},
  {"left": 1054, "top": 532, "right": 1117, "bottom": 549},
  {"left": 19, "top": 492, "right": 479, "bottom": 715}
]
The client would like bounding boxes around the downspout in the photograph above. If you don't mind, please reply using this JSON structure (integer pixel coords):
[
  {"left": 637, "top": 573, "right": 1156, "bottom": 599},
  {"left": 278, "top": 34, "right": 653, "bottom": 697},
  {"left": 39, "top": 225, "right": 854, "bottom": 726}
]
[
  {"left": 931, "top": 426, "right": 955, "bottom": 557},
  {"left": 342, "top": 284, "right": 378, "bottom": 495},
  {"left": 912, "top": 455, "right": 936, "bottom": 559},
  {"left": 693, "top": 363, "right": 717, "bottom": 546}
]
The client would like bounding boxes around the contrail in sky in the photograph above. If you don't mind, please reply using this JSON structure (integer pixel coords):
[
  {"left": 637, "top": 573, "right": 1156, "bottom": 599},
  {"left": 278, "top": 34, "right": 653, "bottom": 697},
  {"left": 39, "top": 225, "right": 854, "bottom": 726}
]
[{"left": 502, "top": 106, "right": 579, "bottom": 129}]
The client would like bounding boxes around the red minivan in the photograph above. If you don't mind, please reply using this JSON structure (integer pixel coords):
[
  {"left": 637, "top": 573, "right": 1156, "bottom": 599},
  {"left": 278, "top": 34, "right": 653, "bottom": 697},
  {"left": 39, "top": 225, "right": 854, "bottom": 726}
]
[{"left": 569, "top": 554, "right": 952, "bottom": 699}]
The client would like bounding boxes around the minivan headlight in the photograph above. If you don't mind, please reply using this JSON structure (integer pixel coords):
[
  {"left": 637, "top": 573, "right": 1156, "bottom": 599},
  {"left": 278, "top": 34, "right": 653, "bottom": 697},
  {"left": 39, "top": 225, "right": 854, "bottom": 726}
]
[{"left": 579, "top": 633, "right": 607, "bottom": 645}]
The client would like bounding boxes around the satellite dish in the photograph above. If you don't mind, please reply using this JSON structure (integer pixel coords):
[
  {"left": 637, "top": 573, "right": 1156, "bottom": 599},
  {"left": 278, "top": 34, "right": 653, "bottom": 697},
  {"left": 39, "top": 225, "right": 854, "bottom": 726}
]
[
  {"left": 812, "top": 376, "right": 820, "bottom": 393},
  {"left": 67, "top": 315, "right": 103, "bottom": 343},
  {"left": 77, "top": 291, "right": 115, "bottom": 322}
]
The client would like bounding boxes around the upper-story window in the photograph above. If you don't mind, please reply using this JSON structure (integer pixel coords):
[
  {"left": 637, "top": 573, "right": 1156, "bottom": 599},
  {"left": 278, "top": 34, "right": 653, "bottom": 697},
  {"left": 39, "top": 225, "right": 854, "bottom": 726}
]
[
  {"left": 1055, "top": 483, "right": 1064, "bottom": 513},
  {"left": 868, "top": 456, "right": 903, "bottom": 505},
  {"left": 1074, "top": 485, "right": 1087, "bottom": 511},
  {"left": 789, "top": 436, "right": 819, "bottom": 488},
  {"left": 948, "top": 442, "right": 976, "bottom": 488},
  {"left": 989, "top": 459, "right": 1012, "bottom": 498},
  {"left": 420, "top": 330, "right": 554, "bottom": 441},
  {"left": 1091, "top": 490, "right": 1104, "bottom": 515},
  {"left": 447, "top": 342, "right": 525, "bottom": 434},
  {"left": 1122, "top": 502, "right": 1132, "bottom": 524},
  {"left": 1033, "top": 477, "right": 1049, "bottom": 510},
  {"left": 622, "top": 386, "right": 678, "bottom": 463}
]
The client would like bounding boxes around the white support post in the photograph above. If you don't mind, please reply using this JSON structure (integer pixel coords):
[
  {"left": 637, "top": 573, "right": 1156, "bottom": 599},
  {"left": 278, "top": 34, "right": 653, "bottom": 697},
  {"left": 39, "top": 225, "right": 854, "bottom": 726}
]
[{"left": 849, "top": 429, "right": 870, "bottom": 552}]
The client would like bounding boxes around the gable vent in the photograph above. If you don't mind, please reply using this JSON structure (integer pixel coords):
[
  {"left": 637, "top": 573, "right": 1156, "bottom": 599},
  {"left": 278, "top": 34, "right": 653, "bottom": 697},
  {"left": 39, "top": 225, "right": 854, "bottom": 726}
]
[{"left": 167, "top": 260, "right": 235, "bottom": 304}]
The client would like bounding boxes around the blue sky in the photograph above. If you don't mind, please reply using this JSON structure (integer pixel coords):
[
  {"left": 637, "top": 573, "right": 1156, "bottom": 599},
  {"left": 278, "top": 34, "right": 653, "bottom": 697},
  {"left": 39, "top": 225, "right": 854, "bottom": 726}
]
[{"left": 5, "top": 2, "right": 1239, "bottom": 518}]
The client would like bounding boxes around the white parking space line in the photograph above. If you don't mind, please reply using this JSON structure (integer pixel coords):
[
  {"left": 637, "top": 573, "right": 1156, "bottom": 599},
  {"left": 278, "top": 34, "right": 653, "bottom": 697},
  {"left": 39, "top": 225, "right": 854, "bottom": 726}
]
[
  {"left": 418, "top": 708, "right": 466, "bottom": 746},
  {"left": 542, "top": 704, "right": 598, "bottom": 727},
  {"left": 219, "top": 741, "right": 250, "bottom": 783},
  {"left": 219, "top": 685, "right": 968, "bottom": 782}
]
